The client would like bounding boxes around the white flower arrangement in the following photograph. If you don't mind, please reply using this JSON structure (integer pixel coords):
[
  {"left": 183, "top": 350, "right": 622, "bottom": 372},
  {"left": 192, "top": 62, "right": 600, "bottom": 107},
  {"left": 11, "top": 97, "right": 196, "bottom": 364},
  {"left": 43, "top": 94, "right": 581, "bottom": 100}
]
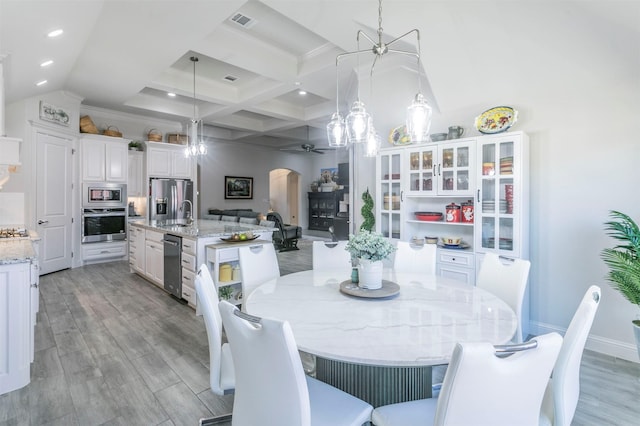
[{"left": 345, "top": 229, "right": 396, "bottom": 262}]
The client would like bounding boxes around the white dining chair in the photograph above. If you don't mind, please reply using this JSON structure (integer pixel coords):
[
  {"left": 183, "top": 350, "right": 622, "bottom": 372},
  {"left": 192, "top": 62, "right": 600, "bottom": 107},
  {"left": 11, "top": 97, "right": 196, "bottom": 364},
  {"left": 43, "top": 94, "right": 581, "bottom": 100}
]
[
  {"left": 476, "top": 253, "right": 531, "bottom": 343},
  {"left": 238, "top": 243, "right": 280, "bottom": 306},
  {"left": 312, "top": 240, "right": 352, "bottom": 270},
  {"left": 371, "top": 332, "right": 563, "bottom": 426},
  {"left": 194, "top": 264, "right": 235, "bottom": 425},
  {"left": 539, "top": 285, "right": 601, "bottom": 426},
  {"left": 218, "top": 300, "right": 373, "bottom": 426},
  {"left": 393, "top": 241, "right": 437, "bottom": 275}
]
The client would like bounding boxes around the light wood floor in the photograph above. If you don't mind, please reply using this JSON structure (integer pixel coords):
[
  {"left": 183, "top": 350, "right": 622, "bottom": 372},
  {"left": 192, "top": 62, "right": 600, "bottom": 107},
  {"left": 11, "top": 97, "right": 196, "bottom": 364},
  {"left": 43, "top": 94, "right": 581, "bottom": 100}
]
[{"left": 1, "top": 241, "right": 639, "bottom": 425}]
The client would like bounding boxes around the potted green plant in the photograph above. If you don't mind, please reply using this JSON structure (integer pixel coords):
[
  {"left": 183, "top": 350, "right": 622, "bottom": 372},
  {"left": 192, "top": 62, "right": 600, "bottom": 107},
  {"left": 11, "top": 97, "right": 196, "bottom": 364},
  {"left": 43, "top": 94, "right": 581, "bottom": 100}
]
[
  {"left": 128, "top": 140, "right": 143, "bottom": 151},
  {"left": 345, "top": 229, "right": 395, "bottom": 290},
  {"left": 601, "top": 210, "right": 640, "bottom": 356}
]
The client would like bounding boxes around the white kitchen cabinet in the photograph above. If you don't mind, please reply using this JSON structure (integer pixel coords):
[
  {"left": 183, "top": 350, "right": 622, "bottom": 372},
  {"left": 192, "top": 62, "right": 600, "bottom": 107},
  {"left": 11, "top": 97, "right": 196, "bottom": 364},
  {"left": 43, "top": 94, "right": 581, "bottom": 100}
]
[
  {"left": 144, "top": 229, "right": 164, "bottom": 287},
  {"left": 376, "top": 148, "right": 404, "bottom": 240},
  {"left": 128, "top": 223, "right": 145, "bottom": 274},
  {"left": 128, "top": 151, "right": 144, "bottom": 197},
  {"left": 205, "top": 240, "right": 270, "bottom": 306},
  {"left": 405, "top": 140, "right": 475, "bottom": 197},
  {"left": 146, "top": 142, "right": 193, "bottom": 179},
  {"left": 82, "top": 241, "right": 127, "bottom": 263},
  {"left": 81, "top": 135, "right": 129, "bottom": 183},
  {"left": 181, "top": 237, "right": 197, "bottom": 307},
  {"left": 0, "top": 262, "right": 31, "bottom": 395}
]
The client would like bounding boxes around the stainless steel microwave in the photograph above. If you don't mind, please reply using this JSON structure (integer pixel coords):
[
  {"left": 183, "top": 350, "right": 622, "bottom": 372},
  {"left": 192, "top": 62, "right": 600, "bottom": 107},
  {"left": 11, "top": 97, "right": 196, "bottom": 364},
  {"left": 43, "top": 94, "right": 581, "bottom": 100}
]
[{"left": 83, "top": 183, "right": 127, "bottom": 208}]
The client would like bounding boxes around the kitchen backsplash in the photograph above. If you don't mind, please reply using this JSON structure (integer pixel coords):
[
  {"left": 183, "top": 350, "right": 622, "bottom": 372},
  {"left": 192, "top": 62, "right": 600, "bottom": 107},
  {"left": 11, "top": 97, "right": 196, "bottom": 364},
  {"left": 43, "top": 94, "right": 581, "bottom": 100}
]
[{"left": 0, "top": 192, "right": 24, "bottom": 225}]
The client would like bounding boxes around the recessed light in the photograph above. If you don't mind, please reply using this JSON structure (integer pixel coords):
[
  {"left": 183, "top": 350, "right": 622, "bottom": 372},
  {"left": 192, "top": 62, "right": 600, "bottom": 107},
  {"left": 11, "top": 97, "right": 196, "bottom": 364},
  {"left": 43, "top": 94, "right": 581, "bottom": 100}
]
[
  {"left": 36, "top": 80, "right": 48, "bottom": 86},
  {"left": 47, "top": 29, "right": 63, "bottom": 38},
  {"left": 298, "top": 90, "right": 307, "bottom": 95},
  {"left": 40, "top": 60, "right": 54, "bottom": 67},
  {"left": 167, "top": 92, "right": 176, "bottom": 97}
]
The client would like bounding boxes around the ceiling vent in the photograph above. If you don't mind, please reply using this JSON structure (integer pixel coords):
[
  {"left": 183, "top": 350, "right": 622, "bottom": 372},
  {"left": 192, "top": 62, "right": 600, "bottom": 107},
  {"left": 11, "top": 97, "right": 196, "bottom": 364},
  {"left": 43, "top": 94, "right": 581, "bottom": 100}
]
[
  {"left": 223, "top": 75, "right": 238, "bottom": 83},
  {"left": 230, "top": 13, "right": 257, "bottom": 29}
]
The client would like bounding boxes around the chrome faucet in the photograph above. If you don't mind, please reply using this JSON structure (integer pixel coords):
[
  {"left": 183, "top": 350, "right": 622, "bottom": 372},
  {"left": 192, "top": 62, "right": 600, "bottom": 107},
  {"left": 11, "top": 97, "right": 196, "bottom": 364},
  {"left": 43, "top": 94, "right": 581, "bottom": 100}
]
[{"left": 180, "top": 200, "right": 194, "bottom": 225}]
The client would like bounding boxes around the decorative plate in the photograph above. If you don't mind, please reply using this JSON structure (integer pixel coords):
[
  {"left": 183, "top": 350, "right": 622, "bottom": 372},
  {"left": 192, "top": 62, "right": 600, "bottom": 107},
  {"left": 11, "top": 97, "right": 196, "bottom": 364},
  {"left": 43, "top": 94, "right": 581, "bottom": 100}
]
[
  {"left": 475, "top": 106, "right": 518, "bottom": 134},
  {"left": 388, "top": 125, "right": 411, "bottom": 146},
  {"left": 220, "top": 235, "right": 259, "bottom": 243}
]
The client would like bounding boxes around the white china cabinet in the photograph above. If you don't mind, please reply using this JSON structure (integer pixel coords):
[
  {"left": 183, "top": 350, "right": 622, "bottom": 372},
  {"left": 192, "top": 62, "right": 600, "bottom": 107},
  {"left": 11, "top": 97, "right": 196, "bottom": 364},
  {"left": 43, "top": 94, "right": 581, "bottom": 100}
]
[
  {"left": 474, "top": 131, "right": 529, "bottom": 260},
  {"left": 375, "top": 131, "right": 529, "bottom": 286}
]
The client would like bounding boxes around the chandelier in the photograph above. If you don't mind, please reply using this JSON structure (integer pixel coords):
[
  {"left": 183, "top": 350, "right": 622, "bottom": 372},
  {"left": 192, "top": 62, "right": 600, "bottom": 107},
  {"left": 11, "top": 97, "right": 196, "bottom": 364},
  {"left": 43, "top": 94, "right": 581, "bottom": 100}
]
[
  {"left": 185, "top": 56, "right": 207, "bottom": 157},
  {"left": 327, "top": 0, "right": 432, "bottom": 156}
]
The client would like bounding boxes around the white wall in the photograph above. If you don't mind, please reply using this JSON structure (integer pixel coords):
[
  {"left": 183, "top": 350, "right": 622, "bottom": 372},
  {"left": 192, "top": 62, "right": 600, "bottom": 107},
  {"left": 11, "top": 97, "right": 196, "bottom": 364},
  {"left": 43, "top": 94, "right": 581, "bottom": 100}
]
[{"left": 346, "top": 2, "right": 640, "bottom": 361}]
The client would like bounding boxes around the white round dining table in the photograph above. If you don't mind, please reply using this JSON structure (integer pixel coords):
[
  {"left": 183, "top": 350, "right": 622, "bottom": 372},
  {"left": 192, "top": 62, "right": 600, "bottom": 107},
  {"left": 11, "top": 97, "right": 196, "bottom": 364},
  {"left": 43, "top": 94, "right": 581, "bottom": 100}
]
[{"left": 245, "top": 268, "right": 517, "bottom": 406}]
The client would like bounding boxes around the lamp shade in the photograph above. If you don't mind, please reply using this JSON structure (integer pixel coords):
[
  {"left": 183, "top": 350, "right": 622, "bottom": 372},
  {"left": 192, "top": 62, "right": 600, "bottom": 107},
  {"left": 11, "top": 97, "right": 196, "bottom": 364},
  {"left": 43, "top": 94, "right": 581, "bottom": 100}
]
[
  {"left": 346, "top": 100, "right": 371, "bottom": 144},
  {"left": 406, "top": 93, "right": 432, "bottom": 143},
  {"left": 327, "top": 113, "right": 347, "bottom": 147}
]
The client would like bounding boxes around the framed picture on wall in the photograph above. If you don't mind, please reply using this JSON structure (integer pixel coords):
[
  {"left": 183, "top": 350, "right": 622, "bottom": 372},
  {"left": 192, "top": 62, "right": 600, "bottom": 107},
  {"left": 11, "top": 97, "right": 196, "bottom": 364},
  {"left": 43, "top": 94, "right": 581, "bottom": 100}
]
[{"left": 225, "top": 176, "right": 253, "bottom": 199}]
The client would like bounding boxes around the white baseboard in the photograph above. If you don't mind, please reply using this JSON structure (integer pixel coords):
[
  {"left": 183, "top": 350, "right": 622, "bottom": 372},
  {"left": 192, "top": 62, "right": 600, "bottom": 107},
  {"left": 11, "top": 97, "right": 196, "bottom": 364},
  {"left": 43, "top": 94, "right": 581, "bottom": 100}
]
[{"left": 529, "top": 320, "right": 639, "bottom": 363}]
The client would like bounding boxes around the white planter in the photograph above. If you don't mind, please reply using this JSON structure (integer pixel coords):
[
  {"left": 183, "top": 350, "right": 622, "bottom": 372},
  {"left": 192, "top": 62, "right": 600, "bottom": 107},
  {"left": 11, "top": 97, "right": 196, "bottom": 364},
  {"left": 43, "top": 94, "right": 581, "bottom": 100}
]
[{"left": 358, "top": 259, "right": 383, "bottom": 290}]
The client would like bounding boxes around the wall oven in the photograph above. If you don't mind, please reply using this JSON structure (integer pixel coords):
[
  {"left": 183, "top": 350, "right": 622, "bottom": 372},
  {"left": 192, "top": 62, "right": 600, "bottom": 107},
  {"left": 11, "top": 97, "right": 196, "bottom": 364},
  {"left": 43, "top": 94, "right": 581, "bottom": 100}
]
[
  {"left": 82, "top": 183, "right": 128, "bottom": 243},
  {"left": 82, "top": 208, "right": 127, "bottom": 243},
  {"left": 83, "top": 183, "right": 127, "bottom": 208}
]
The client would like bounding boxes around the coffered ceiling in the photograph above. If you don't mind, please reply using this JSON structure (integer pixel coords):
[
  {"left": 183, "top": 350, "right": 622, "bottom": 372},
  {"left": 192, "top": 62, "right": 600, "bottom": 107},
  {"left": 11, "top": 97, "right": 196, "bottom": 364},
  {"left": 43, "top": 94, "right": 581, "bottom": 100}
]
[{"left": 1, "top": 0, "right": 636, "bottom": 150}]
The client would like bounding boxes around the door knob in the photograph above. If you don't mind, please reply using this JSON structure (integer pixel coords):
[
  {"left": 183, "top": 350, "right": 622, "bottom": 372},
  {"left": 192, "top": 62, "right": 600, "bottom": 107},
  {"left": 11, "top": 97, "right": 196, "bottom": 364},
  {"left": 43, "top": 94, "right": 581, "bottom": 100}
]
[{"left": 37, "top": 220, "right": 49, "bottom": 225}]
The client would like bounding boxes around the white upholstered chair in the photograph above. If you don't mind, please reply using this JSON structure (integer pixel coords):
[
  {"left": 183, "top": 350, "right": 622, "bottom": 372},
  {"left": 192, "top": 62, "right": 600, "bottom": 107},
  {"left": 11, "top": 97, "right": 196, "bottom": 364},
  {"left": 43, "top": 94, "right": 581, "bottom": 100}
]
[
  {"left": 312, "top": 240, "right": 352, "bottom": 271},
  {"left": 218, "top": 300, "right": 373, "bottom": 426},
  {"left": 194, "top": 264, "right": 235, "bottom": 425},
  {"left": 371, "top": 333, "right": 563, "bottom": 426},
  {"left": 393, "top": 241, "right": 437, "bottom": 275},
  {"left": 237, "top": 243, "right": 280, "bottom": 306},
  {"left": 476, "top": 253, "right": 531, "bottom": 343},
  {"left": 539, "top": 285, "right": 601, "bottom": 426}
]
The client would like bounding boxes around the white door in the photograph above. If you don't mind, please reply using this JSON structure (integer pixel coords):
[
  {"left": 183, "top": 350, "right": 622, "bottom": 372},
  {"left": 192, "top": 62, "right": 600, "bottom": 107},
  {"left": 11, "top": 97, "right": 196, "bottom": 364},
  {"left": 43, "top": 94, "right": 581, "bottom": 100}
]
[{"left": 36, "top": 132, "right": 73, "bottom": 275}]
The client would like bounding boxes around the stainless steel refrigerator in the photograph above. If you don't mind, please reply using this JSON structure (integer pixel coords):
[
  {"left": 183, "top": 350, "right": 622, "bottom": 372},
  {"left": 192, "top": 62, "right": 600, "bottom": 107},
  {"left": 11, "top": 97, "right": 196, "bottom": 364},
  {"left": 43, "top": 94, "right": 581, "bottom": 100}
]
[{"left": 149, "top": 178, "right": 194, "bottom": 225}]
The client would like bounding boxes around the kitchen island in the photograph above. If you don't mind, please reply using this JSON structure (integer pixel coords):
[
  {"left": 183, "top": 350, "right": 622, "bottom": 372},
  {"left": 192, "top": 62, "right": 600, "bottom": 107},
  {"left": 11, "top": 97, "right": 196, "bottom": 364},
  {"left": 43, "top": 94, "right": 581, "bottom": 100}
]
[
  {"left": 128, "top": 219, "right": 274, "bottom": 308},
  {"left": 0, "top": 234, "right": 40, "bottom": 396}
]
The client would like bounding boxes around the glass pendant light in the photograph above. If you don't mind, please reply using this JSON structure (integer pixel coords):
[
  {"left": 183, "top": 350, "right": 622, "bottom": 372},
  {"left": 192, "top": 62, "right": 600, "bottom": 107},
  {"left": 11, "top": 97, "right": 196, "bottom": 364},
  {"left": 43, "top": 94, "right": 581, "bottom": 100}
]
[
  {"left": 406, "top": 93, "right": 432, "bottom": 143},
  {"left": 364, "top": 127, "right": 381, "bottom": 157},
  {"left": 327, "top": 112, "right": 347, "bottom": 147},
  {"left": 185, "top": 56, "right": 207, "bottom": 157},
  {"left": 346, "top": 100, "right": 371, "bottom": 144}
]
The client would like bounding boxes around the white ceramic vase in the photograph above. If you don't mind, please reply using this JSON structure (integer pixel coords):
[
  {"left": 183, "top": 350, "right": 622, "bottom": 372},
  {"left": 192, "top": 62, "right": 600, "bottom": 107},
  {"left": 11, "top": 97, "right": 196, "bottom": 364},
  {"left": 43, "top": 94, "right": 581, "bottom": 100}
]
[{"left": 358, "top": 258, "right": 383, "bottom": 290}]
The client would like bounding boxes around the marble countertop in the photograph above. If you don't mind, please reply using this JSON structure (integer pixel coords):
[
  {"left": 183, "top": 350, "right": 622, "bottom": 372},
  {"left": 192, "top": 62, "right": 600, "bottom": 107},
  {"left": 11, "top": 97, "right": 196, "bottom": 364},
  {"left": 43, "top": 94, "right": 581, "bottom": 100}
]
[
  {"left": 247, "top": 269, "right": 517, "bottom": 367},
  {"left": 129, "top": 219, "right": 275, "bottom": 239},
  {"left": 0, "top": 239, "right": 37, "bottom": 265}
]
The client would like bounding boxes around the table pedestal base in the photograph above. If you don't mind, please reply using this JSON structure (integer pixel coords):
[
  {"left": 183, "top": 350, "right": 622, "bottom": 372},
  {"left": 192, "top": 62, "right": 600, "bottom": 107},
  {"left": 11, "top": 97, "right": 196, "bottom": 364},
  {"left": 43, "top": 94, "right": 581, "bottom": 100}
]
[{"left": 315, "top": 357, "right": 432, "bottom": 408}]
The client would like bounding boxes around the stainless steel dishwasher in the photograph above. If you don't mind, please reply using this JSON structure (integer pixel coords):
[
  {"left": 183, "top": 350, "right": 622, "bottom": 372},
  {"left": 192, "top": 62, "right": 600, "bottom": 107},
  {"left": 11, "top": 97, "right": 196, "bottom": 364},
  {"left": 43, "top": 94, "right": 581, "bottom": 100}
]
[{"left": 162, "top": 234, "right": 182, "bottom": 299}]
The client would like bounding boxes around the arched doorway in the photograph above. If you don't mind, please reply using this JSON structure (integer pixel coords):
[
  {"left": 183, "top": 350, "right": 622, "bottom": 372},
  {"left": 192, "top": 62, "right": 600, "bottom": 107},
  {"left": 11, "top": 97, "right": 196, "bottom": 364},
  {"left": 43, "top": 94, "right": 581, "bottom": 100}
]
[{"left": 269, "top": 168, "right": 300, "bottom": 226}]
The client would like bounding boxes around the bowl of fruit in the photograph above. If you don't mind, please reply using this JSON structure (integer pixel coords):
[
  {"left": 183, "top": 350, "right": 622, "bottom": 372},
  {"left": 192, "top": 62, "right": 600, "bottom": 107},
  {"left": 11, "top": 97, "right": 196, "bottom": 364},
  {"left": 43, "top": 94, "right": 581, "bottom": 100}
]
[{"left": 221, "top": 232, "right": 258, "bottom": 243}]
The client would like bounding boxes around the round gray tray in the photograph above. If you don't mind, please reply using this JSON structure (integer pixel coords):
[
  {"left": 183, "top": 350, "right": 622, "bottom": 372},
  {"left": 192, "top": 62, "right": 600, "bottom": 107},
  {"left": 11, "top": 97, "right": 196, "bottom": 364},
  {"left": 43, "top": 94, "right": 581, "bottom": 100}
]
[{"left": 339, "top": 280, "right": 400, "bottom": 299}]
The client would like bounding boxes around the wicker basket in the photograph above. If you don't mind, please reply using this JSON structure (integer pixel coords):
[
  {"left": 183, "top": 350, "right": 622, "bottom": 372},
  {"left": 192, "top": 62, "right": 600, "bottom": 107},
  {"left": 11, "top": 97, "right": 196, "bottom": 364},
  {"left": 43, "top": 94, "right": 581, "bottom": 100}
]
[
  {"left": 167, "top": 133, "right": 188, "bottom": 145},
  {"left": 103, "top": 126, "right": 123, "bottom": 138},
  {"left": 147, "top": 129, "right": 163, "bottom": 142},
  {"left": 80, "top": 115, "right": 99, "bottom": 134}
]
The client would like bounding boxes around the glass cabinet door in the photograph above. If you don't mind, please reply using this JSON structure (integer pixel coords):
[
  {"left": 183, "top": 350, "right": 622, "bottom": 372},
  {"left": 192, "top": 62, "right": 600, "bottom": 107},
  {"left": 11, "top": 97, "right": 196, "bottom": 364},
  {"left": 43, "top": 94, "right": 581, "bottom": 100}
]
[
  {"left": 378, "top": 150, "right": 403, "bottom": 240},
  {"left": 406, "top": 146, "right": 436, "bottom": 195},
  {"left": 478, "top": 139, "right": 517, "bottom": 253},
  {"left": 438, "top": 142, "right": 475, "bottom": 196}
]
